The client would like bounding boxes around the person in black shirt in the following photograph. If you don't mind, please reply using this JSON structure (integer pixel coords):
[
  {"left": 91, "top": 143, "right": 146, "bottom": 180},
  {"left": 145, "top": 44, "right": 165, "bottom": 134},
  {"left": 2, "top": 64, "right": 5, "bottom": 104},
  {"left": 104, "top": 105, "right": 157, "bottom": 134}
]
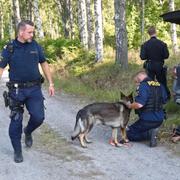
[{"left": 140, "top": 26, "right": 170, "bottom": 99}]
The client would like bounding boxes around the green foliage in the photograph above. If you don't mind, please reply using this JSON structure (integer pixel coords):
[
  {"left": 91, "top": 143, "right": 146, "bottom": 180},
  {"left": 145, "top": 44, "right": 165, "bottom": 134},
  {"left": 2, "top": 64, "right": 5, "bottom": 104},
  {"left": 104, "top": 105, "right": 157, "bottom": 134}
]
[
  {"left": 55, "top": 44, "right": 140, "bottom": 101},
  {"left": 0, "top": 40, "right": 8, "bottom": 50},
  {"left": 165, "top": 101, "right": 180, "bottom": 114},
  {"left": 104, "top": 30, "right": 115, "bottom": 48},
  {"left": 39, "top": 38, "right": 81, "bottom": 62},
  {"left": 126, "top": 4, "right": 140, "bottom": 49},
  {"left": 65, "top": 49, "right": 95, "bottom": 76},
  {"left": 1, "top": 0, "right": 179, "bottom": 51}
]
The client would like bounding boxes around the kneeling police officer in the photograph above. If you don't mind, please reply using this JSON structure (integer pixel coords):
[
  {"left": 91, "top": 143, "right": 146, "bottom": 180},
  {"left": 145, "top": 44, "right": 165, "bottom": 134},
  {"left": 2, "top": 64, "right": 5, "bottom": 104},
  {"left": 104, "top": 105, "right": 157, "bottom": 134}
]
[
  {"left": 0, "top": 20, "right": 55, "bottom": 163},
  {"left": 126, "top": 71, "right": 167, "bottom": 147}
]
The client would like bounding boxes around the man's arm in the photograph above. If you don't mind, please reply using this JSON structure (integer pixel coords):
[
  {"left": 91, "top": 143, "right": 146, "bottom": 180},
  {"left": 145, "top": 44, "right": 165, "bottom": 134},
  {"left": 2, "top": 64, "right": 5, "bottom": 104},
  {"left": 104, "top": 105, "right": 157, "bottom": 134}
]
[
  {"left": 163, "top": 43, "right": 169, "bottom": 59},
  {"left": 0, "top": 68, "right": 4, "bottom": 79},
  {"left": 140, "top": 44, "right": 147, "bottom": 60},
  {"left": 127, "top": 102, "right": 143, "bottom": 109},
  {"left": 40, "top": 61, "right": 55, "bottom": 96}
]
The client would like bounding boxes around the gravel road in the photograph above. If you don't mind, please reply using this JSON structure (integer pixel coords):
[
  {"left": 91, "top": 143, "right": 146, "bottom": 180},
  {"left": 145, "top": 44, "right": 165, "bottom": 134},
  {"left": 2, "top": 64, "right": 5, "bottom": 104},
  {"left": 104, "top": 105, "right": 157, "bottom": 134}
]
[{"left": 0, "top": 70, "right": 179, "bottom": 180}]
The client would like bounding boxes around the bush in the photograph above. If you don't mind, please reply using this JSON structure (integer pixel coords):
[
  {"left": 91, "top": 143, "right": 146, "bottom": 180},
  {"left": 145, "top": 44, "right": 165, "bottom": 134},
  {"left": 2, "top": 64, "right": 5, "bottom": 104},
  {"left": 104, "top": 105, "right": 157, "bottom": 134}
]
[
  {"left": 0, "top": 40, "right": 9, "bottom": 51},
  {"left": 39, "top": 38, "right": 81, "bottom": 63}
]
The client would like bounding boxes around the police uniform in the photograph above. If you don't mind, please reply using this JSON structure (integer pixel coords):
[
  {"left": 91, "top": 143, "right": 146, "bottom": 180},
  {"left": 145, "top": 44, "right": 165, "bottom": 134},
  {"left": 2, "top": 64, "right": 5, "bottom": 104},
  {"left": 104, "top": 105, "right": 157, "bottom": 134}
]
[
  {"left": 127, "top": 77, "right": 167, "bottom": 141},
  {"left": 140, "top": 36, "right": 170, "bottom": 98},
  {"left": 0, "top": 39, "right": 45, "bottom": 154}
]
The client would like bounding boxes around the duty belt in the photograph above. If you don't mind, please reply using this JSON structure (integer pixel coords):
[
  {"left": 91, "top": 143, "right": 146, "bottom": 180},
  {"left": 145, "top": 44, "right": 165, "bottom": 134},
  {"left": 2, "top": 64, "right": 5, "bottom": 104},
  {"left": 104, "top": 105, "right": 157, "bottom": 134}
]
[{"left": 6, "top": 80, "right": 41, "bottom": 89}]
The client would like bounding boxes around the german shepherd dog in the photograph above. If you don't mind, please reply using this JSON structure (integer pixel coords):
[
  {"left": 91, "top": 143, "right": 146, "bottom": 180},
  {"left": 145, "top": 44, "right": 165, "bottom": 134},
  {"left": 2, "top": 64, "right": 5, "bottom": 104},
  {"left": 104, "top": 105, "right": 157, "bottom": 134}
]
[{"left": 71, "top": 93, "right": 133, "bottom": 148}]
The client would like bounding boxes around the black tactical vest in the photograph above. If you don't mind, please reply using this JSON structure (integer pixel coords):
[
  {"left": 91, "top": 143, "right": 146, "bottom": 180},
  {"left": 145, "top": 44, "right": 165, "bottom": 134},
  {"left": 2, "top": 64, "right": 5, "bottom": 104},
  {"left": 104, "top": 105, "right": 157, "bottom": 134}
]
[{"left": 136, "top": 80, "right": 163, "bottom": 114}]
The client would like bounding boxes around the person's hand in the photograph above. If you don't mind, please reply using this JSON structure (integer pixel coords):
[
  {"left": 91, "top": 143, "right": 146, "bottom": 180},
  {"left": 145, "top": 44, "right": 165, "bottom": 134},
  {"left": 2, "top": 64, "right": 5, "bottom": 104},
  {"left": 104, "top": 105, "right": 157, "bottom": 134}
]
[
  {"left": 125, "top": 102, "right": 131, "bottom": 109},
  {"left": 48, "top": 84, "right": 55, "bottom": 96}
]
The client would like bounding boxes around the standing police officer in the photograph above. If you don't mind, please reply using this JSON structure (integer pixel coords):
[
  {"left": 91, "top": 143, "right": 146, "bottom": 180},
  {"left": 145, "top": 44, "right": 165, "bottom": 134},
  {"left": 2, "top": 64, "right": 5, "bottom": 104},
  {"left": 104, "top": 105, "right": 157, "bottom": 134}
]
[
  {"left": 126, "top": 71, "right": 167, "bottom": 147},
  {"left": 0, "top": 20, "right": 55, "bottom": 163},
  {"left": 140, "top": 26, "right": 170, "bottom": 99}
]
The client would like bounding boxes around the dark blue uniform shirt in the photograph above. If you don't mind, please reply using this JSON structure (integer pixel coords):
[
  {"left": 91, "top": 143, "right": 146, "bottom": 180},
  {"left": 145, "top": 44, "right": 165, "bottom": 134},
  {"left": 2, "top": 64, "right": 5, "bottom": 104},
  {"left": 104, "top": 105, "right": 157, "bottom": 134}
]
[
  {"left": 135, "top": 78, "right": 167, "bottom": 121},
  {"left": 0, "top": 39, "right": 46, "bottom": 82}
]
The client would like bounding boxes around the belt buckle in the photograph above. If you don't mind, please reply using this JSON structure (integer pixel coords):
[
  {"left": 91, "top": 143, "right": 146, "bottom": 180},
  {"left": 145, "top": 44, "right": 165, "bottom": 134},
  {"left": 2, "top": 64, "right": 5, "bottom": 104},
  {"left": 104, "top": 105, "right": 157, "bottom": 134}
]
[{"left": 14, "top": 83, "right": 19, "bottom": 88}]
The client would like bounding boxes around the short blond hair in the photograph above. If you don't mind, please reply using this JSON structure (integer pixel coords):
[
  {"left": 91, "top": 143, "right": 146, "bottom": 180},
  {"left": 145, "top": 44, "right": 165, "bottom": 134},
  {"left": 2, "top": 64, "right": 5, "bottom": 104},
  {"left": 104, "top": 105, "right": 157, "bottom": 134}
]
[
  {"left": 132, "top": 70, "right": 147, "bottom": 79},
  {"left": 148, "top": 26, "right": 156, "bottom": 36}
]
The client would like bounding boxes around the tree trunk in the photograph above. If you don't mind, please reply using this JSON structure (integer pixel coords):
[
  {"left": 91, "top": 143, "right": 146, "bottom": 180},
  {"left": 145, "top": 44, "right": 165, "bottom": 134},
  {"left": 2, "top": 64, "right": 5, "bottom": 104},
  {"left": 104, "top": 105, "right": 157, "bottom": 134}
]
[
  {"left": 140, "top": 0, "right": 145, "bottom": 44},
  {"left": 69, "top": 0, "right": 75, "bottom": 39},
  {"left": 0, "top": 1, "right": 4, "bottom": 39},
  {"left": 26, "top": 0, "right": 33, "bottom": 21},
  {"left": 94, "top": 0, "right": 103, "bottom": 62},
  {"left": 169, "top": 0, "right": 178, "bottom": 54},
  {"left": 114, "top": 0, "right": 128, "bottom": 68},
  {"left": 12, "top": 0, "right": 21, "bottom": 35},
  {"left": 32, "top": 0, "right": 44, "bottom": 38},
  {"left": 56, "top": 0, "right": 71, "bottom": 38},
  {"left": 86, "top": 0, "right": 94, "bottom": 49},
  {"left": 78, "top": 0, "right": 88, "bottom": 49}
]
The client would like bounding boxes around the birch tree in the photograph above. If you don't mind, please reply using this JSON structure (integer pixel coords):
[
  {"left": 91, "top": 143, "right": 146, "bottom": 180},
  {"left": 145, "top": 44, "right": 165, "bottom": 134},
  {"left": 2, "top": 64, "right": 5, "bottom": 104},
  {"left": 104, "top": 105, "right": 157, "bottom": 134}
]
[
  {"left": 140, "top": 0, "right": 145, "bottom": 44},
  {"left": 169, "top": 0, "right": 178, "bottom": 54},
  {"left": 69, "top": 0, "right": 75, "bottom": 39},
  {"left": 94, "top": 0, "right": 103, "bottom": 62},
  {"left": 0, "top": 0, "right": 4, "bottom": 39},
  {"left": 56, "top": 0, "right": 70, "bottom": 38},
  {"left": 26, "top": 0, "right": 33, "bottom": 20},
  {"left": 86, "top": 0, "right": 94, "bottom": 49},
  {"left": 78, "top": 0, "right": 88, "bottom": 49},
  {"left": 32, "top": 0, "right": 44, "bottom": 38},
  {"left": 114, "top": 0, "right": 128, "bottom": 68},
  {"left": 12, "top": 0, "right": 21, "bottom": 33}
]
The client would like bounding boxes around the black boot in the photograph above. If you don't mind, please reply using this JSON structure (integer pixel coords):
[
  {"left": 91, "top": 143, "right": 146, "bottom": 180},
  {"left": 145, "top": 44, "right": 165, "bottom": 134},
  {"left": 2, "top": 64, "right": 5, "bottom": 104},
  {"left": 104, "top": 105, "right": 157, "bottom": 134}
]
[
  {"left": 24, "top": 128, "right": 33, "bottom": 148},
  {"left": 149, "top": 128, "right": 159, "bottom": 147},
  {"left": 14, "top": 151, "right": 23, "bottom": 163}
]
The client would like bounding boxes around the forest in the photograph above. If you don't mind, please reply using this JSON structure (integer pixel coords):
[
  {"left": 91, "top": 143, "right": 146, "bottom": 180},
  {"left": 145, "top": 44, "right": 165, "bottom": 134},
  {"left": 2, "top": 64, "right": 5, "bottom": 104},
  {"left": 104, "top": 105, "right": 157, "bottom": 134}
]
[
  {"left": 0, "top": 0, "right": 180, "bottom": 127},
  {"left": 0, "top": 0, "right": 179, "bottom": 63}
]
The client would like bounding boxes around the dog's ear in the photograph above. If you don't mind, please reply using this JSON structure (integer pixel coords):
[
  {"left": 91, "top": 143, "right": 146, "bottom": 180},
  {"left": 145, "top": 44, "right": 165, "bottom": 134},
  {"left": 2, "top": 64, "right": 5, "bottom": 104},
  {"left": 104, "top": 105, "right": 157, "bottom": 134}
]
[
  {"left": 120, "top": 92, "right": 126, "bottom": 98},
  {"left": 128, "top": 92, "right": 134, "bottom": 102},
  {"left": 128, "top": 92, "right": 133, "bottom": 98}
]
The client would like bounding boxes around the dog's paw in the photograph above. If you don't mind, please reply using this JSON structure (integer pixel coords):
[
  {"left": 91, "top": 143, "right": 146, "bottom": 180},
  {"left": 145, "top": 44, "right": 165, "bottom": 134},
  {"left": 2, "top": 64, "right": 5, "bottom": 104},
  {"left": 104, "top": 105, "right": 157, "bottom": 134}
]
[
  {"left": 109, "top": 139, "right": 116, "bottom": 146},
  {"left": 122, "top": 142, "right": 133, "bottom": 148},
  {"left": 115, "top": 143, "right": 124, "bottom": 147},
  {"left": 119, "top": 139, "right": 129, "bottom": 144},
  {"left": 109, "top": 139, "right": 123, "bottom": 147},
  {"left": 81, "top": 144, "right": 88, "bottom": 148}
]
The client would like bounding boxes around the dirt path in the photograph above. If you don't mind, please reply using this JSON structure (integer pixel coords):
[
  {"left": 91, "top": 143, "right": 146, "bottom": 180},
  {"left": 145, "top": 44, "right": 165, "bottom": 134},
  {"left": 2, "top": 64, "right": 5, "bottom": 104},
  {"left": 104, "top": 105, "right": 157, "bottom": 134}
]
[{"left": 0, "top": 71, "right": 180, "bottom": 180}]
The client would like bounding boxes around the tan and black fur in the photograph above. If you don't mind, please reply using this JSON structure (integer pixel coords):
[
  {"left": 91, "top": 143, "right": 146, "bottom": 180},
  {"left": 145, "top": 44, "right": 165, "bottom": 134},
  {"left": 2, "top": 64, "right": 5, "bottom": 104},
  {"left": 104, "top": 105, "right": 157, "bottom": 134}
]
[{"left": 71, "top": 93, "right": 133, "bottom": 148}]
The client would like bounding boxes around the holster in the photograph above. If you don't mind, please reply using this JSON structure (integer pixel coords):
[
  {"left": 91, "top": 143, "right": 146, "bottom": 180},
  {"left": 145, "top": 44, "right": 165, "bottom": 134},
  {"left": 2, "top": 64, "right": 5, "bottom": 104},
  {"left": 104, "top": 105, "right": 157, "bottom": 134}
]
[
  {"left": 162, "top": 65, "right": 167, "bottom": 76},
  {"left": 3, "top": 91, "right": 10, "bottom": 107},
  {"left": 143, "top": 61, "right": 148, "bottom": 69},
  {"left": 40, "top": 75, "right": 45, "bottom": 84}
]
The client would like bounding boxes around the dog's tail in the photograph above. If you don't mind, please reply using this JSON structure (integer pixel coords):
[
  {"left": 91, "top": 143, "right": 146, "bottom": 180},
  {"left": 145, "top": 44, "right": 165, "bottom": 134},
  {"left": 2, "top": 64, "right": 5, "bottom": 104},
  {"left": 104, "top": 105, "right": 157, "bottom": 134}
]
[{"left": 71, "top": 110, "right": 85, "bottom": 140}]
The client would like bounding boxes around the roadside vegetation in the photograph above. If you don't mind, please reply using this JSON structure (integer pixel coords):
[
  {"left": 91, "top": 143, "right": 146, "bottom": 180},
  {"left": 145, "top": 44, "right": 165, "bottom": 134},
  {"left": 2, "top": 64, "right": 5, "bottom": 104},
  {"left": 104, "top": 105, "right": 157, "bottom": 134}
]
[{"left": 38, "top": 38, "right": 180, "bottom": 136}]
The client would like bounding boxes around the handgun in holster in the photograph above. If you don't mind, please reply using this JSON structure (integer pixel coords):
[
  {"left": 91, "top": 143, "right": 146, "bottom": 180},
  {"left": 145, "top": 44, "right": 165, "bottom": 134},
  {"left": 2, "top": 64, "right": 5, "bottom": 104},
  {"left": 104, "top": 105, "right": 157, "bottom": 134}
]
[
  {"left": 3, "top": 91, "right": 10, "bottom": 107},
  {"left": 40, "top": 75, "right": 45, "bottom": 84}
]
